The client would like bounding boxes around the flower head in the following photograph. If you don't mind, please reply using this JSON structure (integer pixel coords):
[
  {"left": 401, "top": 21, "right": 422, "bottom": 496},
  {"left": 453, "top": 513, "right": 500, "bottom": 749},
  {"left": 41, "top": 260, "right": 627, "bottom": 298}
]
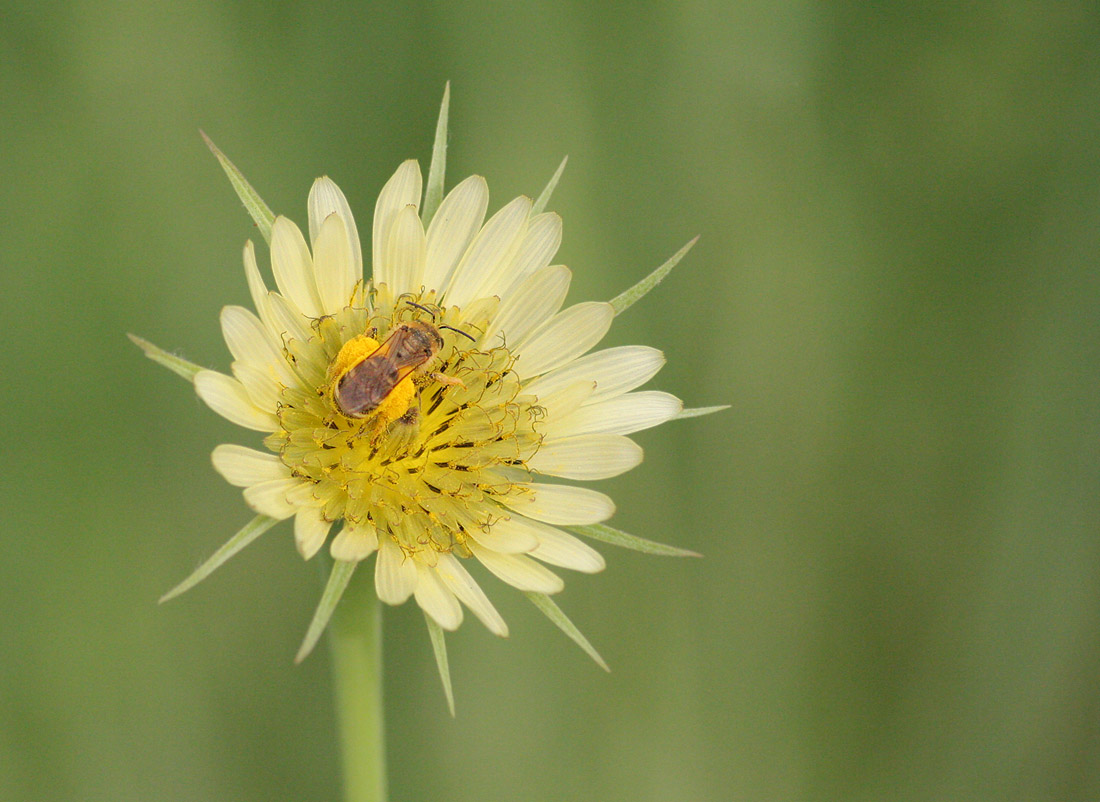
[{"left": 135, "top": 90, "right": 720, "bottom": 684}]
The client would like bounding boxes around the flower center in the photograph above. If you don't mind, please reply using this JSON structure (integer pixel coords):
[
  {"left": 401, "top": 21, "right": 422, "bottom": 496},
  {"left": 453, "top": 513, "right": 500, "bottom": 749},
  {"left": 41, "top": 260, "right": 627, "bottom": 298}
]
[{"left": 265, "top": 287, "right": 544, "bottom": 562}]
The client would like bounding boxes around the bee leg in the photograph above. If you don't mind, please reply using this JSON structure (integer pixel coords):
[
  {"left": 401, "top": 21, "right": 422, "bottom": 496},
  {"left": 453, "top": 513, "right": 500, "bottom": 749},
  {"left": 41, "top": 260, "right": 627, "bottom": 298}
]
[
  {"left": 387, "top": 402, "right": 422, "bottom": 451},
  {"left": 366, "top": 414, "right": 390, "bottom": 444},
  {"left": 398, "top": 402, "right": 421, "bottom": 426},
  {"left": 368, "top": 397, "right": 422, "bottom": 449},
  {"left": 430, "top": 371, "right": 465, "bottom": 389}
]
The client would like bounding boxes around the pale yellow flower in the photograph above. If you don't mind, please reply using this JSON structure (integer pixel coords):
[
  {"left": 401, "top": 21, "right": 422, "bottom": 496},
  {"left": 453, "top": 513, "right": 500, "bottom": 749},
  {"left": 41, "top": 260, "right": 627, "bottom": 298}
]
[
  {"left": 202, "top": 161, "right": 678, "bottom": 630},
  {"left": 133, "top": 94, "right": 718, "bottom": 684}
]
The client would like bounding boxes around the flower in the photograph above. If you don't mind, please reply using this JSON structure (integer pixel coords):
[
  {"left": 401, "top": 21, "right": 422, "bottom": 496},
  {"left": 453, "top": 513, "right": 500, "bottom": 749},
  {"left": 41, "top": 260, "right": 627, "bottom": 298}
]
[{"left": 134, "top": 92, "right": 719, "bottom": 675}]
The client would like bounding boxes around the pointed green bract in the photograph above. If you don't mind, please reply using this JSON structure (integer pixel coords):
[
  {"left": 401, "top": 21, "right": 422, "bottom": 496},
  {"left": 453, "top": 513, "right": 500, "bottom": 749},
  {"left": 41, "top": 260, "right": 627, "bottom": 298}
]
[
  {"left": 425, "top": 614, "right": 456, "bottom": 716},
  {"left": 128, "top": 333, "right": 204, "bottom": 383},
  {"left": 421, "top": 82, "right": 451, "bottom": 228},
  {"left": 674, "top": 405, "right": 729, "bottom": 420},
  {"left": 296, "top": 559, "right": 358, "bottom": 663},
  {"left": 201, "top": 130, "right": 276, "bottom": 245},
  {"left": 526, "top": 592, "right": 609, "bottom": 671},
  {"left": 532, "top": 155, "right": 568, "bottom": 216},
  {"left": 570, "top": 523, "right": 701, "bottom": 558},
  {"left": 159, "top": 514, "right": 279, "bottom": 603},
  {"left": 609, "top": 235, "right": 699, "bottom": 315}
]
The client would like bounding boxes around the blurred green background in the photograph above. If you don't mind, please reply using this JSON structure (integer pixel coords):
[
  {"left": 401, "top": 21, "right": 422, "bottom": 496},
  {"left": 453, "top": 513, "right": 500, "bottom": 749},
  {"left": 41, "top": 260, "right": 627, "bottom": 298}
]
[{"left": 3, "top": 2, "right": 1100, "bottom": 800}]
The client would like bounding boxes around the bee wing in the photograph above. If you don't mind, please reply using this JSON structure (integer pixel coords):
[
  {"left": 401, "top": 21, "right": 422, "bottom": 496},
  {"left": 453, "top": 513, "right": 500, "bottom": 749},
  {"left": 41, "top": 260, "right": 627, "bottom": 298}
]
[
  {"left": 337, "top": 357, "right": 396, "bottom": 414},
  {"left": 336, "top": 333, "right": 424, "bottom": 417}
]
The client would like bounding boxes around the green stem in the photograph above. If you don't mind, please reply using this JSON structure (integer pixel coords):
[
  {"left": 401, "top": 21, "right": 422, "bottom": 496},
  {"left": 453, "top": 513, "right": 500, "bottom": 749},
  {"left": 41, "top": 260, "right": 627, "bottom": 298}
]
[{"left": 328, "top": 566, "right": 387, "bottom": 802}]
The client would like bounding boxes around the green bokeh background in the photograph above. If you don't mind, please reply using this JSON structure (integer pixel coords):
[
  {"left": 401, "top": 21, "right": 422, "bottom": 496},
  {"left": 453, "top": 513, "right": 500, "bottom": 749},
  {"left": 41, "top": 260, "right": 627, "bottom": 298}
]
[{"left": 4, "top": 3, "right": 1100, "bottom": 801}]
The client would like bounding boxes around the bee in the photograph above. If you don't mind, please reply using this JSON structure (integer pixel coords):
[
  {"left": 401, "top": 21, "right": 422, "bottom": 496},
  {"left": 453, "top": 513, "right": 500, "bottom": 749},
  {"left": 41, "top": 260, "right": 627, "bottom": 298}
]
[{"left": 328, "top": 305, "right": 473, "bottom": 440}]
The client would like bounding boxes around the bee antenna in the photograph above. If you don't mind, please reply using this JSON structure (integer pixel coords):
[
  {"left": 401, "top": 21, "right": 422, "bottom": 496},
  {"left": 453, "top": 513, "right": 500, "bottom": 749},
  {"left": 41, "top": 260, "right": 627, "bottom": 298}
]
[
  {"left": 440, "top": 325, "right": 476, "bottom": 342},
  {"left": 406, "top": 301, "right": 436, "bottom": 320}
]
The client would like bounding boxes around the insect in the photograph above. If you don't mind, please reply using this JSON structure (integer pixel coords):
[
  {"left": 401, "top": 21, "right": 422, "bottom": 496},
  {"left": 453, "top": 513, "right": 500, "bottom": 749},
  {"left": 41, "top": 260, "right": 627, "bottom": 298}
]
[{"left": 327, "top": 305, "right": 473, "bottom": 440}]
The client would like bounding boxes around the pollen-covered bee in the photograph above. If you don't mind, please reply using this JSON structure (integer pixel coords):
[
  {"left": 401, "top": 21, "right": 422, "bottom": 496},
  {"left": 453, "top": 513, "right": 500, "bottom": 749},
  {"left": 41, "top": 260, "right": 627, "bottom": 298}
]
[{"left": 327, "top": 305, "right": 472, "bottom": 441}]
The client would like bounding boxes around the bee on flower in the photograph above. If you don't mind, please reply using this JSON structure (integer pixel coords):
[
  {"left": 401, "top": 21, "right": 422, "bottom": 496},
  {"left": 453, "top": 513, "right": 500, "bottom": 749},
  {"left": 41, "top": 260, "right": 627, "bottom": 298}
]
[{"left": 132, "top": 90, "right": 721, "bottom": 698}]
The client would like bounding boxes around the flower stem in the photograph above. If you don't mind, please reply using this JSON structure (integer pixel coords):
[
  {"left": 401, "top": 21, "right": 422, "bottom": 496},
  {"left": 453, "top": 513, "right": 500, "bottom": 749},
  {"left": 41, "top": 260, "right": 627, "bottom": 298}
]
[{"left": 328, "top": 565, "right": 387, "bottom": 802}]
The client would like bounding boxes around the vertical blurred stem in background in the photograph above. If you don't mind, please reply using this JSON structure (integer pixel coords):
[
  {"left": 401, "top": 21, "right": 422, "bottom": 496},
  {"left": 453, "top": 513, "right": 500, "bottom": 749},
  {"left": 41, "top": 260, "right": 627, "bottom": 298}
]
[{"left": 328, "top": 566, "right": 387, "bottom": 802}]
